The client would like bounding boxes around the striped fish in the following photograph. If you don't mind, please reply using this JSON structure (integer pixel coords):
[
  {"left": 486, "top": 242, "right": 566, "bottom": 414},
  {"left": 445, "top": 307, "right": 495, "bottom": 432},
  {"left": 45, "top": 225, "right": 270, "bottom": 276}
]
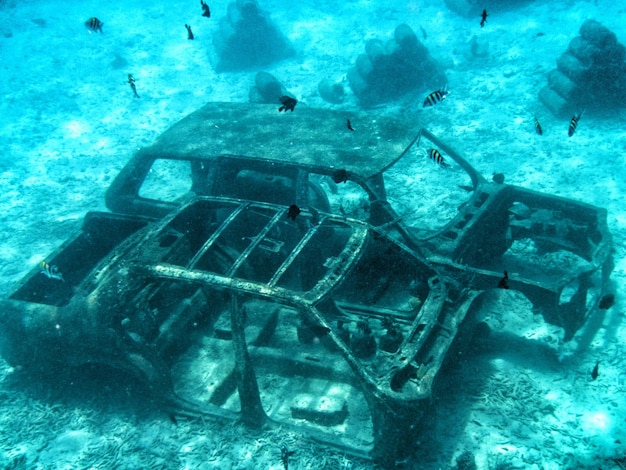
[
  {"left": 534, "top": 117, "right": 543, "bottom": 135},
  {"left": 128, "top": 74, "right": 139, "bottom": 98},
  {"left": 85, "top": 17, "right": 103, "bottom": 34},
  {"left": 423, "top": 87, "right": 449, "bottom": 107},
  {"left": 40, "top": 260, "right": 64, "bottom": 282},
  {"left": 568, "top": 113, "right": 582, "bottom": 137},
  {"left": 427, "top": 148, "right": 448, "bottom": 168}
]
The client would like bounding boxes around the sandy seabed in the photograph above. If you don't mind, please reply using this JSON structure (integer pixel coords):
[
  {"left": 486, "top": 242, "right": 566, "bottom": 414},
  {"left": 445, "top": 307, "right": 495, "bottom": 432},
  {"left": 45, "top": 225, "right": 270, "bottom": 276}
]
[{"left": 1, "top": 0, "right": 625, "bottom": 468}]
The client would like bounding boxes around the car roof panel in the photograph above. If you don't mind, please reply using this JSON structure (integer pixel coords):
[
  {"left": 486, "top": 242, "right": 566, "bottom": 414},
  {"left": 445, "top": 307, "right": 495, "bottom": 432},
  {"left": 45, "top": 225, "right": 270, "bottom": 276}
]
[{"left": 141, "top": 102, "right": 421, "bottom": 179}]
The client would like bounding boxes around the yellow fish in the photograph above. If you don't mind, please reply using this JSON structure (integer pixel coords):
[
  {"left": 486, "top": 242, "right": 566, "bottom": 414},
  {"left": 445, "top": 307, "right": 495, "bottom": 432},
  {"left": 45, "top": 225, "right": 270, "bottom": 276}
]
[{"left": 40, "top": 260, "right": 64, "bottom": 281}]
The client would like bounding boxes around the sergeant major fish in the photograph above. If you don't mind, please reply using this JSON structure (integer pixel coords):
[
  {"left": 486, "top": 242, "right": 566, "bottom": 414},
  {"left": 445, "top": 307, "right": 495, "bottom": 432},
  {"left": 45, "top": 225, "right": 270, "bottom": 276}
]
[
  {"left": 128, "top": 74, "right": 139, "bottom": 98},
  {"left": 534, "top": 116, "right": 543, "bottom": 135},
  {"left": 40, "top": 260, "right": 64, "bottom": 282},
  {"left": 568, "top": 112, "right": 582, "bottom": 137},
  {"left": 85, "top": 17, "right": 103, "bottom": 34},
  {"left": 427, "top": 148, "right": 449, "bottom": 168},
  {"left": 423, "top": 87, "right": 449, "bottom": 107}
]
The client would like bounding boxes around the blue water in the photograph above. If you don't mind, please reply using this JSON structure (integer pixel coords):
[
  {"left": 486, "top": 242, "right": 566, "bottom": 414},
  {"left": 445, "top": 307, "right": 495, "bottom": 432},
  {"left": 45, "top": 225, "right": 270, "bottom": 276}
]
[{"left": 0, "top": 0, "right": 625, "bottom": 468}]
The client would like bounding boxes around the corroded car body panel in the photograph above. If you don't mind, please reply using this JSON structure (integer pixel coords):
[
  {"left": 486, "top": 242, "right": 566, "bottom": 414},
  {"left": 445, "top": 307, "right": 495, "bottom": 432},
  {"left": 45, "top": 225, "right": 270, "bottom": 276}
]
[{"left": 0, "top": 103, "right": 612, "bottom": 465}]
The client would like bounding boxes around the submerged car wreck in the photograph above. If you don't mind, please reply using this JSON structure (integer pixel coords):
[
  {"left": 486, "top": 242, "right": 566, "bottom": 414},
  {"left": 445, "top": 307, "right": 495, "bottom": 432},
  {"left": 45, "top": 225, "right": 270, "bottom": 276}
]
[{"left": 0, "top": 103, "right": 613, "bottom": 465}]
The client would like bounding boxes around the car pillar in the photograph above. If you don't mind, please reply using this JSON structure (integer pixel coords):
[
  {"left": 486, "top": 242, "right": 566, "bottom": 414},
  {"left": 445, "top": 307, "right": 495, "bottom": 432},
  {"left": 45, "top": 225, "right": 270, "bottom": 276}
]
[{"left": 230, "top": 294, "right": 266, "bottom": 427}]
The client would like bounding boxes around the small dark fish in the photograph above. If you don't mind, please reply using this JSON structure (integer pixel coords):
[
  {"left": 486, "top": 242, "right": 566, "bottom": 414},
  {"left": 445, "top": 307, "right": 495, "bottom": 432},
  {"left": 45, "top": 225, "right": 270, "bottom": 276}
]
[
  {"left": 200, "top": 0, "right": 211, "bottom": 18},
  {"left": 497, "top": 270, "right": 509, "bottom": 289},
  {"left": 85, "top": 17, "right": 103, "bottom": 34},
  {"left": 598, "top": 293, "right": 615, "bottom": 310},
  {"left": 168, "top": 413, "right": 178, "bottom": 425},
  {"left": 287, "top": 204, "right": 301, "bottom": 221},
  {"left": 281, "top": 444, "right": 295, "bottom": 470},
  {"left": 40, "top": 260, "right": 64, "bottom": 282},
  {"left": 423, "top": 87, "right": 449, "bottom": 107},
  {"left": 278, "top": 96, "right": 297, "bottom": 112},
  {"left": 185, "top": 24, "right": 194, "bottom": 40},
  {"left": 427, "top": 148, "right": 448, "bottom": 168},
  {"left": 332, "top": 169, "right": 348, "bottom": 184},
  {"left": 534, "top": 117, "right": 543, "bottom": 135},
  {"left": 420, "top": 26, "right": 427, "bottom": 40},
  {"left": 128, "top": 74, "right": 139, "bottom": 98},
  {"left": 568, "top": 113, "right": 582, "bottom": 137},
  {"left": 492, "top": 172, "right": 505, "bottom": 184},
  {"left": 480, "top": 9, "right": 488, "bottom": 27},
  {"left": 347, "top": 119, "right": 355, "bottom": 131},
  {"left": 591, "top": 360, "right": 599, "bottom": 380}
]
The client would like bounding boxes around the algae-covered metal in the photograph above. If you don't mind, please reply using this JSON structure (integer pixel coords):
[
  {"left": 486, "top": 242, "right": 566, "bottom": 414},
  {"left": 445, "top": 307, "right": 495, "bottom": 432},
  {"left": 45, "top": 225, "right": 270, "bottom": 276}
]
[{"left": 0, "top": 103, "right": 613, "bottom": 465}]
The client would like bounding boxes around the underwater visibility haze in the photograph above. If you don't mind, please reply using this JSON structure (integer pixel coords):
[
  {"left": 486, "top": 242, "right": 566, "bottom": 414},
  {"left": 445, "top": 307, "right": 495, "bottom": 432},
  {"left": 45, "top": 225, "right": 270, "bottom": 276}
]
[{"left": 0, "top": 0, "right": 625, "bottom": 468}]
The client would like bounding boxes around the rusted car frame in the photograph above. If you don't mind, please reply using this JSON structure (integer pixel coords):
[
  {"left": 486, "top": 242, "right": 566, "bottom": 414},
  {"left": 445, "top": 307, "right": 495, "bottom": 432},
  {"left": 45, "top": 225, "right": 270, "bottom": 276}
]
[
  {"left": 105, "top": 102, "right": 611, "bottom": 340},
  {"left": 0, "top": 103, "right": 612, "bottom": 465}
]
